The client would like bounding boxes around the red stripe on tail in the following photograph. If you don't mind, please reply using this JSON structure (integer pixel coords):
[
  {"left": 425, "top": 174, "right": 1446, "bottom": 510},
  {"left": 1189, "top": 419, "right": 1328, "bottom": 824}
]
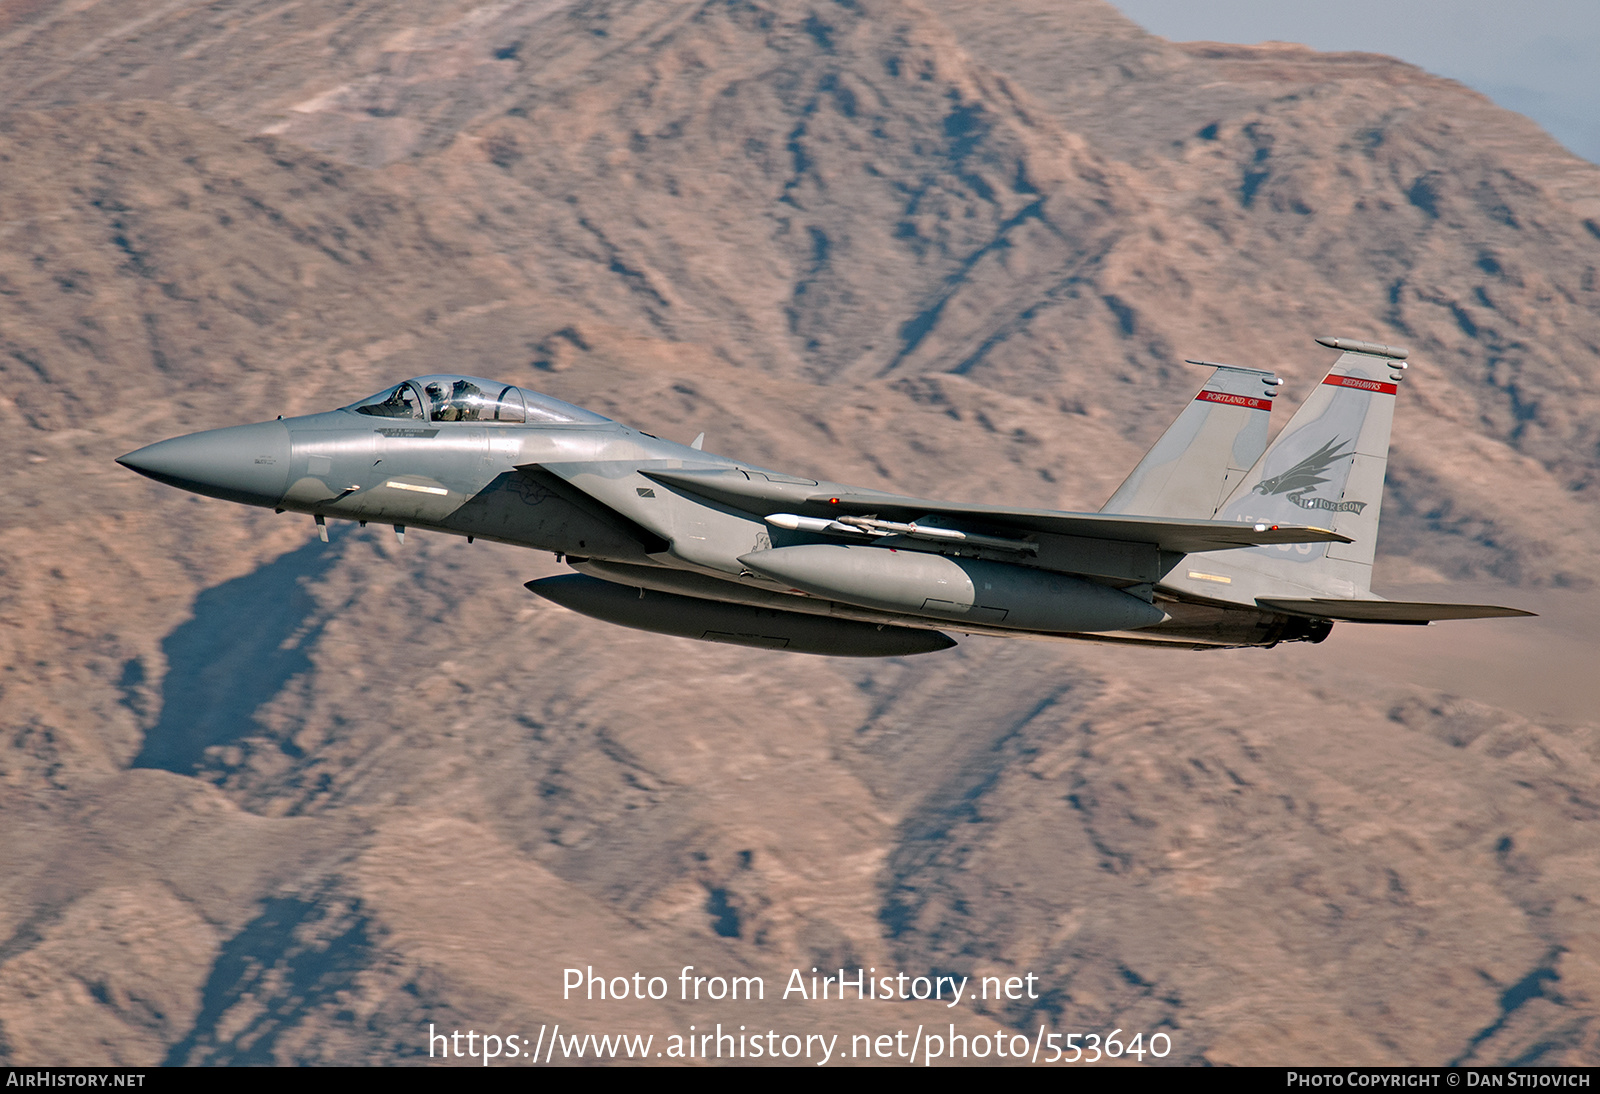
[
  {"left": 1194, "top": 390, "right": 1274, "bottom": 411},
  {"left": 1322, "top": 375, "right": 1398, "bottom": 395}
]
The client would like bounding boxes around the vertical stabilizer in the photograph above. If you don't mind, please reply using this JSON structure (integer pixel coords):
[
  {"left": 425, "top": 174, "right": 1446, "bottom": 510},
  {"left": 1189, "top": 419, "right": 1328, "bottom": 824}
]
[
  {"left": 1101, "top": 364, "right": 1280, "bottom": 518},
  {"left": 1167, "top": 338, "right": 1409, "bottom": 602}
]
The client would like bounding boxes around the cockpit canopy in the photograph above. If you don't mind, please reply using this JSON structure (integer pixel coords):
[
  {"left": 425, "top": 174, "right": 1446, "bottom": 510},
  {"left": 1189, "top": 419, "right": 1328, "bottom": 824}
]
[{"left": 344, "top": 375, "right": 611, "bottom": 425}]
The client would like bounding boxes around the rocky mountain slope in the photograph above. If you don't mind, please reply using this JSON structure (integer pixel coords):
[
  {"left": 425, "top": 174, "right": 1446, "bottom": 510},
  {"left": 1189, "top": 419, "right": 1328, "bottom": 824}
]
[{"left": 1, "top": 0, "right": 1597, "bottom": 1066}]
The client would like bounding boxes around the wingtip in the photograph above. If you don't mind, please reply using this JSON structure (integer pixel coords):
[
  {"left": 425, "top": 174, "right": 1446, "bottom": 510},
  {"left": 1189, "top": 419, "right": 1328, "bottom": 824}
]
[{"left": 1247, "top": 522, "right": 1353, "bottom": 544}]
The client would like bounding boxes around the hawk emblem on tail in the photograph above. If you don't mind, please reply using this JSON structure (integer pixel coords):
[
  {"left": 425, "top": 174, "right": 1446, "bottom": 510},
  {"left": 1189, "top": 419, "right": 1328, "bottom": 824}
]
[
  {"left": 1254, "top": 437, "right": 1353, "bottom": 497},
  {"left": 1253, "top": 437, "right": 1368, "bottom": 514}
]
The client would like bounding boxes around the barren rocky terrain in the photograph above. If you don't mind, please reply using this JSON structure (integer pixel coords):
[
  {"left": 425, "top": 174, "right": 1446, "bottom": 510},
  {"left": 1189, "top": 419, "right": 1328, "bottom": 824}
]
[{"left": 1, "top": 0, "right": 1597, "bottom": 1066}]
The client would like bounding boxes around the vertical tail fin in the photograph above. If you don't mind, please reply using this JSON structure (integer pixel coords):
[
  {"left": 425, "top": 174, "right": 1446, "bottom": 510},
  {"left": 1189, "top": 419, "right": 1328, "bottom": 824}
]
[
  {"left": 1101, "top": 363, "right": 1281, "bottom": 519},
  {"left": 1196, "top": 337, "right": 1409, "bottom": 600}
]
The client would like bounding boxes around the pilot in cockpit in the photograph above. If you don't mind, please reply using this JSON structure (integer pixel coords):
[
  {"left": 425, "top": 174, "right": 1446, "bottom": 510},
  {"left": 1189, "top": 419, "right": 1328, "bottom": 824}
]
[
  {"left": 425, "top": 379, "right": 485, "bottom": 422},
  {"left": 423, "top": 382, "right": 448, "bottom": 419},
  {"left": 345, "top": 376, "right": 608, "bottom": 425}
]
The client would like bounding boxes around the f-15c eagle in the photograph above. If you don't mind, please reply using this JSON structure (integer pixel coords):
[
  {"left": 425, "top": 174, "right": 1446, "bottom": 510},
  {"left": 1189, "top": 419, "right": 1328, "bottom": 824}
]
[{"left": 118, "top": 336, "right": 1530, "bottom": 656}]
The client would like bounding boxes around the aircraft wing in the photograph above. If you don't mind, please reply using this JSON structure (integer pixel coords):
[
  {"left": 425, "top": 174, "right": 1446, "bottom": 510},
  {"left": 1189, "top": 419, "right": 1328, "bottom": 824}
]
[
  {"left": 1256, "top": 598, "right": 1536, "bottom": 623},
  {"left": 810, "top": 493, "right": 1349, "bottom": 552},
  {"left": 641, "top": 468, "right": 1348, "bottom": 553}
]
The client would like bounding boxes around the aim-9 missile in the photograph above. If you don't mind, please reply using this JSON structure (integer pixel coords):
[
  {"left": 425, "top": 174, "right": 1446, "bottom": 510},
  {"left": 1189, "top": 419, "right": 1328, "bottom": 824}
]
[{"left": 764, "top": 513, "right": 1037, "bottom": 554}]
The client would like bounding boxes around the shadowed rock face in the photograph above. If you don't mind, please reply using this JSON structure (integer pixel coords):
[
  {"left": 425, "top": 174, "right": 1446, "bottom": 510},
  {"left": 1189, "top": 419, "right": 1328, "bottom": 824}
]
[
  {"left": 2, "top": 0, "right": 1599, "bottom": 1067},
  {"left": 132, "top": 535, "right": 338, "bottom": 775}
]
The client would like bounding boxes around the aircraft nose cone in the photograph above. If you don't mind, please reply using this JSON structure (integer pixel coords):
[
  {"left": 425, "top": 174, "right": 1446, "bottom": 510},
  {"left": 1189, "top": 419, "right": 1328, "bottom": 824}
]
[{"left": 117, "top": 420, "right": 291, "bottom": 507}]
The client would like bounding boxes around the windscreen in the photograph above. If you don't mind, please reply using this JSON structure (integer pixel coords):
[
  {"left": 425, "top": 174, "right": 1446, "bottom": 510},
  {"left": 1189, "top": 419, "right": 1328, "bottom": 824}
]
[{"left": 345, "top": 376, "right": 611, "bottom": 425}]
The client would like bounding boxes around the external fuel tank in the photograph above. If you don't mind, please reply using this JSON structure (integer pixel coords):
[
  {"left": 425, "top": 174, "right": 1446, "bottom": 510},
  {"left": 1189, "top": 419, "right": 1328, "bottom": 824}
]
[
  {"left": 737, "top": 544, "right": 1166, "bottom": 633},
  {"left": 526, "top": 574, "right": 957, "bottom": 656}
]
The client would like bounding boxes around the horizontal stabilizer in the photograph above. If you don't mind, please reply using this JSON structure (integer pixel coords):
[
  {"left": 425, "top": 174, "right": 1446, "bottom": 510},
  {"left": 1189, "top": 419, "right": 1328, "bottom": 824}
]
[{"left": 1257, "top": 598, "right": 1535, "bottom": 623}]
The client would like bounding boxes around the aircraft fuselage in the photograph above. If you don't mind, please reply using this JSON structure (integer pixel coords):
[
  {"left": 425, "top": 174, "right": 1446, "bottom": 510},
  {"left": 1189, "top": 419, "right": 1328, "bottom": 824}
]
[{"left": 118, "top": 351, "right": 1529, "bottom": 656}]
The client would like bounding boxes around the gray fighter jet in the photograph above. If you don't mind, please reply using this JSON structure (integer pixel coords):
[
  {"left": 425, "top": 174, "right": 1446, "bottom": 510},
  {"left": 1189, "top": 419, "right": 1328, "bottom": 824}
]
[{"left": 117, "top": 337, "right": 1530, "bottom": 656}]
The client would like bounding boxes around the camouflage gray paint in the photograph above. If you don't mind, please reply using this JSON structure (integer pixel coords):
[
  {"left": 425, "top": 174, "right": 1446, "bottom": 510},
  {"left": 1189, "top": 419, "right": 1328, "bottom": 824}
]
[
  {"left": 1101, "top": 363, "right": 1279, "bottom": 519},
  {"left": 117, "top": 344, "right": 1530, "bottom": 656}
]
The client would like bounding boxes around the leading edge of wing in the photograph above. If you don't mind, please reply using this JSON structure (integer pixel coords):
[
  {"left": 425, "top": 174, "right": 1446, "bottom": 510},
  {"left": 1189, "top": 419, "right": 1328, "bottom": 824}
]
[
  {"left": 808, "top": 493, "right": 1351, "bottom": 553},
  {"left": 639, "top": 468, "right": 1348, "bottom": 552},
  {"left": 1256, "top": 598, "right": 1537, "bottom": 623}
]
